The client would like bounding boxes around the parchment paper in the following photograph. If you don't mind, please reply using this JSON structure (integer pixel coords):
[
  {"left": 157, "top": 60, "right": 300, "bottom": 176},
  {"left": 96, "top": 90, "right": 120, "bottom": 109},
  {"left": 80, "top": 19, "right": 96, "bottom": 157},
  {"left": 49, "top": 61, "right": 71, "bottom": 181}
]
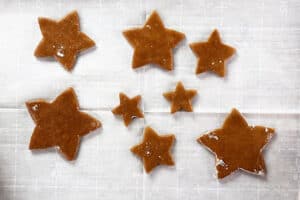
[{"left": 0, "top": 0, "right": 299, "bottom": 199}]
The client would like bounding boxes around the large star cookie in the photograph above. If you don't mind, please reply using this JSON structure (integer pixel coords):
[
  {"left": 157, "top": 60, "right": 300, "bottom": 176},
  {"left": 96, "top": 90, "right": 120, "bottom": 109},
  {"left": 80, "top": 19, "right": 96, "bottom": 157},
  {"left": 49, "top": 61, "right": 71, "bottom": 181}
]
[
  {"left": 34, "top": 11, "right": 95, "bottom": 71},
  {"left": 26, "top": 88, "right": 101, "bottom": 160},
  {"left": 123, "top": 11, "right": 185, "bottom": 71},
  {"left": 163, "top": 82, "right": 197, "bottom": 113},
  {"left": 131, "top": 127, "right": 175, "bottom": 173},
  {"left": 197, "top": 108, "right": 274, "bottom": 179},
  {"left": 190, "top": 30, "right": 235, "bottom": 77}
]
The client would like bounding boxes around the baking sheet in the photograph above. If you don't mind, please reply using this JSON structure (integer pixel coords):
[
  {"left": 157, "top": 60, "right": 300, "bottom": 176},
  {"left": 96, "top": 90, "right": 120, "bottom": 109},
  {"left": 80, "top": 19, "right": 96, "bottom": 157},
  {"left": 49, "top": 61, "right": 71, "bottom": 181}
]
[{"left": 0, "top": 0, "right": 299, "bottom": 199}]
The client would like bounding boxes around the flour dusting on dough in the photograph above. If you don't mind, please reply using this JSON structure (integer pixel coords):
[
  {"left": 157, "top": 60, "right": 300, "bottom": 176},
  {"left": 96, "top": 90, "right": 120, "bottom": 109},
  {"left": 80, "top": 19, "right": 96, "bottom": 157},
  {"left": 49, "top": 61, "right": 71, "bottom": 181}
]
[
  {"left": 32, "top": 104, "right": 39, "bottom": 111},
  {"left": 208, "top": 133, "right": 219, "bottom": 140}
]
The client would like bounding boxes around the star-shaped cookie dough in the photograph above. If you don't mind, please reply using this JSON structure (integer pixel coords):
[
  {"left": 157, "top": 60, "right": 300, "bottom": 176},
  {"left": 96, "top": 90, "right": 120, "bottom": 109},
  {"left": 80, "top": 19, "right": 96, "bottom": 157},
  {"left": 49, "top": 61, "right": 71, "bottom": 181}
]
[
  {"left": 34, "top": 11, "right": 95, "bottom": 71},
  {"left": 26, "top": 88, "right": 101, "bottom": 160},
  {"left": 197, "top": 108, "right": 274, "bottom": 179},
  {"left": 163, "top": 82, "right": 197, "bottom": 113},
  {"left": 190, "top": 30, "right": 235, "bottom": 77},
  {"left": 112, "top": 93, "right": 144, "bottom": 126},
  {"left": 131, "top": 126, "right": 175, "bottom": 173},
  {"left": 123, "top": 11, "right": 185, "bottom": 71}
]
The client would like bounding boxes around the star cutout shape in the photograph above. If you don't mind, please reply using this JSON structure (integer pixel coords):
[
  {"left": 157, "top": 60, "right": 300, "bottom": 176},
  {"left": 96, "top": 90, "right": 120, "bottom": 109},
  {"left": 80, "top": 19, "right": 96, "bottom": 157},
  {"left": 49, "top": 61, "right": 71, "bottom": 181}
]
[
  {"left": 26, "top": 88, "right": 101, "bottom": 160},
  {"left": 190, "top": 29, "right": 235, "bottom": 77},
  {"left": 131, "top": 126, "right": 175, "bottom": 173},
  {"left": 123, "top": 10, "right": 185, "bottom": 71},
  {"left": 163, "top": 82, "right": 197, "bottom": 113},
  {"left": 112, "top": 93, "right": 144, "bottom": 126},
  {"left": 34, "top": 11, "right": 95, "bottom": 71},
  {"left": 197, "top": 108, "right": 275, "bottom": 179}
]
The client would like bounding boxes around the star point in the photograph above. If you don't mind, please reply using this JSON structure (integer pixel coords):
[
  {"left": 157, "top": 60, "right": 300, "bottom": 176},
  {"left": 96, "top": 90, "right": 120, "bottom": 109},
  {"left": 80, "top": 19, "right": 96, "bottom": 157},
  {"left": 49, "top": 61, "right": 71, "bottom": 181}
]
[
  {"left": 123, "top": 11, "right": 185, "bottom": 71},
  {"left": 197, "top": 108, "right": 274, "bottom": 179}
]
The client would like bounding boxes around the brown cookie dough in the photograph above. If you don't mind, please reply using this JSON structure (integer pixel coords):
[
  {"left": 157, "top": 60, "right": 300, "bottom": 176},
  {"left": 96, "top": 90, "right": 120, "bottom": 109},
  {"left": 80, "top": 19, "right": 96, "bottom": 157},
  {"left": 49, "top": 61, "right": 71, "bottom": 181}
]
[
  {"left": 190, "top": 30, "right": 235, "bottom": 77},
  {"left": 163, "top": 82, "right": 197, "bottom": 113},
  {"left": 26, "top": 88, "right": 101, "bottom": 160},
  {"left": 123, "top": 11, "right": 185, "bottom": 71},
  {"left": 112, "top": 93, "right": 144, "bottom": 126},
  {"left": 34, "top": 11, "right": 95, "bottom": 71},
  {"left": 131, "top": 126, "right": 175, "bottom": 173},
  {"left": 197, "top": 108, "right": 274, "bottom": 179}
]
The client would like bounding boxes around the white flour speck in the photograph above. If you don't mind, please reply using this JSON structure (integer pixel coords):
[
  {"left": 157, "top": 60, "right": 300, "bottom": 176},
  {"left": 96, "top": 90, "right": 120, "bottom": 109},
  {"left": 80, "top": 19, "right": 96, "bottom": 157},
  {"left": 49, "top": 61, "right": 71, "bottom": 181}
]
[
  {"left": 32, "top": 104, "right": 38, "bottom": 111},
  {"left": 265, "top": 128, "right": 269, "bottom": 132},
  {"left": 56, "top": 49, "right": 64, "bottom": 58},
  {"left": 216, "top": 159, "right": 226, "bottom": 166},
  {"left": 216, "top": 158, "right": 228, "bottom": 169},
  {"left": 257, "top": 170, "right": 264, "bottom": 175},
  {"left": 208, "top": 134, "right": 219, "bottom": 140}
]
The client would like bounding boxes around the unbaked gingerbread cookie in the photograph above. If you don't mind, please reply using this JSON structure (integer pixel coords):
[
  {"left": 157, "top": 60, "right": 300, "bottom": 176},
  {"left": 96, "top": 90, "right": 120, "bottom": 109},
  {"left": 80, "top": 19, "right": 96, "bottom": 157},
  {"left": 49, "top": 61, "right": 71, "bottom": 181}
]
[
  {"left": 163, "top": 82, "right": 197, "bottom": 113},
  {"left": 190, "top": 30, "right": 235, "bottom": 77},
  {"left": 34, "top": 11, "right": 95, "bottom": 71},
  {"left": 26, "top": 88, "right": 101, "bottom": 160},
  {"left": 197, "top": 108, "right": 274, "bottom": 179},
  {"left": 112, "top": 93, "right": 144, "bottom": 126},
  {"left": 123, "top": 11, "right": 185, "bottom": 71},
  {"left": 131, "top": 126, "right": 175, "bottom": 173}
]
